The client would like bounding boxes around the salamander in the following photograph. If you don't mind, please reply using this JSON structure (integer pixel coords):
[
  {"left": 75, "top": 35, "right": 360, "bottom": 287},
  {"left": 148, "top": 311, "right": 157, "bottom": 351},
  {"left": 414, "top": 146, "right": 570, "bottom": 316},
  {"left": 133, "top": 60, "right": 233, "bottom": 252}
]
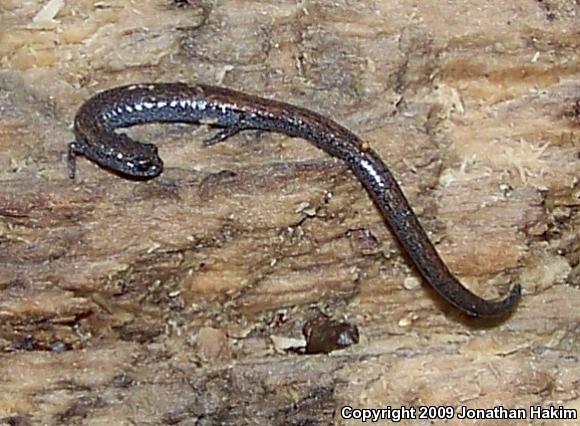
[{"left": 69, "top": 83, "right": 521, "bottom": 317}]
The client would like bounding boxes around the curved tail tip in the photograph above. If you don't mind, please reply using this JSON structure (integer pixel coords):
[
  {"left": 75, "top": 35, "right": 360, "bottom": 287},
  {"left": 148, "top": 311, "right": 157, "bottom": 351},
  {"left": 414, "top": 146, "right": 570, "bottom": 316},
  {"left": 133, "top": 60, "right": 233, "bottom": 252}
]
[{"left": 468, "top": 283, "right": 522, "bottom": 319}]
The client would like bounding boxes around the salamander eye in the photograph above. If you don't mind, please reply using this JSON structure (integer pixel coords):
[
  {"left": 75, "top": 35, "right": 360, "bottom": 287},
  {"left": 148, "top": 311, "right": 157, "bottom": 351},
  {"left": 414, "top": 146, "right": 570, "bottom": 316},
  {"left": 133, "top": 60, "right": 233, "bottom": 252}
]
[
  {"left": 135, "top": 159, "right": 156, "bottom": 172},
  {"left": 121, "top": 157, "right": 162, "bottom": 177}
]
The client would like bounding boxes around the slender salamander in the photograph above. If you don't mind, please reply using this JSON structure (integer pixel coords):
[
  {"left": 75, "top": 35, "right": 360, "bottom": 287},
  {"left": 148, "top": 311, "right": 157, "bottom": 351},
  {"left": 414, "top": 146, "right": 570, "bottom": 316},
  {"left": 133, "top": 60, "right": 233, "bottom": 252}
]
[{"left": 69, "top": 83, "right": 521, "bottom": 318}]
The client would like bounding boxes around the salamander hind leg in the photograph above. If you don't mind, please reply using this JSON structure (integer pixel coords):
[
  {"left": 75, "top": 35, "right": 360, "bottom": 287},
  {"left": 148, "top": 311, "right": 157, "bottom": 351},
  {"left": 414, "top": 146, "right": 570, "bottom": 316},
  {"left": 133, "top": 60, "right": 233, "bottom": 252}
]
[{"left": 202, "top": 124, "right": 248, "bottom": 147}]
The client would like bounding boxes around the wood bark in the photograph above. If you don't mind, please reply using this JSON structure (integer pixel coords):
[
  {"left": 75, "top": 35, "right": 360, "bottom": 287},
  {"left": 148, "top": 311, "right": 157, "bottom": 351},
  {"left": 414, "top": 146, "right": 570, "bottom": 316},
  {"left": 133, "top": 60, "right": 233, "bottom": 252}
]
[{"left": 0, "top": 1, "right": 578, "bottom": 425}]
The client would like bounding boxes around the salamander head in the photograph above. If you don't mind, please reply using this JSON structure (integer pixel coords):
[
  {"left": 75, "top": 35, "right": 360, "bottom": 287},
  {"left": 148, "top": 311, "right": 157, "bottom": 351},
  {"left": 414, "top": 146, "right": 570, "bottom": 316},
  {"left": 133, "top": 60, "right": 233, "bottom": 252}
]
[
  {"left": 87, "top": 134, "right": 164, "bottom": 179},
  {"left": 113, "top": 141, "right": 164, "bottom": 178}
]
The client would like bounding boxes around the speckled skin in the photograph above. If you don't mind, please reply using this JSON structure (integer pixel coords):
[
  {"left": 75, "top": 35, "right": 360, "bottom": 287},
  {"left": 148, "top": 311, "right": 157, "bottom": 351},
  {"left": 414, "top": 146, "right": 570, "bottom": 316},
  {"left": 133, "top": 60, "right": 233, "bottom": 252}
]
[{"left": 70, "top": 83, "right": 521, "bottom": 317}]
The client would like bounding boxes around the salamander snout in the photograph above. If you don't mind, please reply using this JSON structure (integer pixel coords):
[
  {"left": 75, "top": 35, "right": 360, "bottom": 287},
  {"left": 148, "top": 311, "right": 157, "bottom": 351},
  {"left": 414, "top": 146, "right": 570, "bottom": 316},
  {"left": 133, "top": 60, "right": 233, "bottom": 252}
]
[
  {"left": 124, "top": 153, "right": 163, "bottom": 178},
  {"left": 131, "top": 157, "right": 163, "bottom": 177},
  {"left": 115, "top": 140, "right": 164, "bottom": 178}
]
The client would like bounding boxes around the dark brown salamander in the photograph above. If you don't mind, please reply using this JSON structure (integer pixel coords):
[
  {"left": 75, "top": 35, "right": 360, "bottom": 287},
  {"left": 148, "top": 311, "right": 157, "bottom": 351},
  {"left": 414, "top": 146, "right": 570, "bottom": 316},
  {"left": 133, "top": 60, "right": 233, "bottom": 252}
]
[{"left": 69, "top": 83, "right": 521, "bottom": 317}]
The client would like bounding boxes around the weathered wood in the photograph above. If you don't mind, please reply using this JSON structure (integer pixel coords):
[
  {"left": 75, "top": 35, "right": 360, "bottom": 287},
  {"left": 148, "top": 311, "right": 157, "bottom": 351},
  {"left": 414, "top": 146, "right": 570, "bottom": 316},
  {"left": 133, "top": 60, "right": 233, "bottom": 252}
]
[{"left": 0, "top": 1, "right": 578, "bottom": 425}]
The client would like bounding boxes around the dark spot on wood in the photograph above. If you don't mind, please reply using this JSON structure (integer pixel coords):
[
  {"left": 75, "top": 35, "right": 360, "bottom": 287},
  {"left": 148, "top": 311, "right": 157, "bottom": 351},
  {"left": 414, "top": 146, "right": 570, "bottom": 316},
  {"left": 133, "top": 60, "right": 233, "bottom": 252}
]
[
  {"left": 1, "top": 416, "right": 34, "bottom": 426},
  {"left": 302, "top": 313, "right": 359, "bottom": 354},
  {"left": 10, "top": 335, "right": 37, "bottom": 351},
  {"left": 57, "top": 396, "right": 106, "bottom": 422}
]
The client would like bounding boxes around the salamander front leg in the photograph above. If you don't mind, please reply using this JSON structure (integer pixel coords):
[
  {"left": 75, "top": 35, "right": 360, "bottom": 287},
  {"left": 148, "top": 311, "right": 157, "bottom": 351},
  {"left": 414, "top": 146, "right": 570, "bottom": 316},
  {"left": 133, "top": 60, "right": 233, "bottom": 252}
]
[{"left": 67, "top": 141, "right": 83, "bottom": 179}]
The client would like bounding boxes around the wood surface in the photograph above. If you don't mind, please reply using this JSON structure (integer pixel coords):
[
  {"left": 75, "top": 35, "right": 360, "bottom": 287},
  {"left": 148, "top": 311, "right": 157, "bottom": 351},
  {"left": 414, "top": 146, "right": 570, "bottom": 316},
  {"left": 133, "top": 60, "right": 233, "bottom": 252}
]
[{"left": 0, "top": 1, "right": 579, "bottom": 425}]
